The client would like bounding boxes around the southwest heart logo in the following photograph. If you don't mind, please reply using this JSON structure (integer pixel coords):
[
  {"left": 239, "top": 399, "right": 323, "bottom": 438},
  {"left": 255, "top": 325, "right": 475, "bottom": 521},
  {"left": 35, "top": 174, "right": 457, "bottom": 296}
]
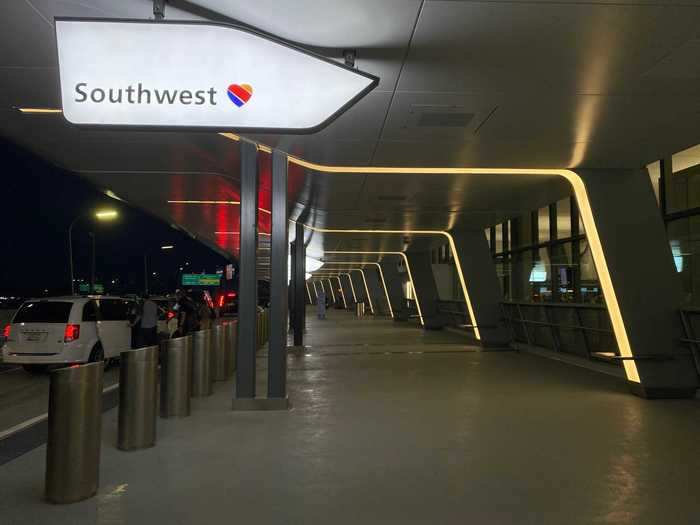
[{"left": 227, "top": 83, "right": 253, "bottom": 107}]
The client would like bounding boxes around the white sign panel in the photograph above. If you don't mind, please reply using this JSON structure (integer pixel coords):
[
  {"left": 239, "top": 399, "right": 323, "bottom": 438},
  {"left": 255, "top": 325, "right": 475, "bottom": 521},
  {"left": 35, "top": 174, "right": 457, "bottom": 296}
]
[{"left": 55, "top": 18, "right": 378, "bottom": 133}]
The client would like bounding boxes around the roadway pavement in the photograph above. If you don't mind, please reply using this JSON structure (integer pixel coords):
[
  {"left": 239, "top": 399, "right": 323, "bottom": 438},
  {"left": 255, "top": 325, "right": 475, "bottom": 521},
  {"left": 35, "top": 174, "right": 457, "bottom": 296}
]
[{"left": 0, "top": 365, "right": 120, "bottom": 433}]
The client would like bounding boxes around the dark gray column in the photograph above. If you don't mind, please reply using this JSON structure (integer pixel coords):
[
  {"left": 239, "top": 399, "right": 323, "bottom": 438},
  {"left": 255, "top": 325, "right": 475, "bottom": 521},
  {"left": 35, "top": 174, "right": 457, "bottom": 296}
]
[
  {"left": 268, "top": 149, "right": 288, "bottom": 399},
  {"left": 451, "top": 230, "right": 511, "bottom": 347},
  {"left": 235, "top": 141, "right": 258, "bottom": 400},
  {"left": 575, "top": 168, "right": 698, "bottom": 398},
  {"left": 333, "top": 277, "right": 347, "bottom": 308},
  {"left": 350, "top": 271, "right": 368, "bottom": 307},
  {"left": 292, "top": 222, "right": 305, "bottom": 346},
  {"left": 364, "top": 267, "right": 387, "bottom": 316},
  {"left": 340, "top": 274, "right": 355, "bottom": 305},
  {"left": 405, "top": 250, "right": 443, "bottom": 329},
  {"left": 380, "top": 259, "right": 407, "bottom": 321}
]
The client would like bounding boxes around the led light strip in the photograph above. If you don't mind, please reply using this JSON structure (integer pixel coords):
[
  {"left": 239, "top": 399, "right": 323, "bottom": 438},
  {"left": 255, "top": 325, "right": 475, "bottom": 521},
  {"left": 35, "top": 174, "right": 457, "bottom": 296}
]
[
  {"left": 305, "top": 281, "right": 313, "bottom": 303},
  {"left": 326, "top": 279, "right": 336, "bottom": 303},
  {"left": 160, "top": 131, "right": 637, "bottom": 382},
  {"left": 321, "top": 261, "right": 394, "bottom": 319},
  {"left": 334, "top": 276, "right": 348, "bottom": 308},
  {"left": 311, "top": 269, "right": 374, "bottom": 314},
  {"left": 324, "top": 252, "right": 423, "bottom": 326}
]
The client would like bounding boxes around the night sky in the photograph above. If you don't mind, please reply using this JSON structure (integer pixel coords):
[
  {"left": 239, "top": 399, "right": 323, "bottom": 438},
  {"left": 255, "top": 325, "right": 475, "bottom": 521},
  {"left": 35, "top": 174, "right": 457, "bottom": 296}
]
[{"left": 0, "top": 138, "right": 230, "bottom": 298}]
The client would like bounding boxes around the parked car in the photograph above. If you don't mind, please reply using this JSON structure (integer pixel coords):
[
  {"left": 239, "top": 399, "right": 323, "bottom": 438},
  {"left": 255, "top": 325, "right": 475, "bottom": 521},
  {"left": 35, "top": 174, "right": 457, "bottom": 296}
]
[{"left": 2, "top": 296, "right": 137, "bottom": 373}]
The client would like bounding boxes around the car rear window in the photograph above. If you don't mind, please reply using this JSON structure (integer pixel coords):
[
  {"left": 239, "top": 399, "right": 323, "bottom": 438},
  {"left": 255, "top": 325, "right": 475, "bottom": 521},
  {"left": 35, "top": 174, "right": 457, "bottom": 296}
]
[
  {"left": 13, "top": 302, "right": 73, "bottom": 323},
  {"left": 98, "top": 299, "right": 132, "bottom": 321}
]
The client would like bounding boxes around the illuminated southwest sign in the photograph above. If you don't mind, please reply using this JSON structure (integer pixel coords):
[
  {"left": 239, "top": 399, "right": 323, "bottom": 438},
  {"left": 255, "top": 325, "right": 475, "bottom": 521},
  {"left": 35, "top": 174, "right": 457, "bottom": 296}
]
[
  {"left": 182, "top": 274, "right": 221, "bottom": 287},
  {"left": 54, "top": 18, "right": 378, "bottom": 133}
]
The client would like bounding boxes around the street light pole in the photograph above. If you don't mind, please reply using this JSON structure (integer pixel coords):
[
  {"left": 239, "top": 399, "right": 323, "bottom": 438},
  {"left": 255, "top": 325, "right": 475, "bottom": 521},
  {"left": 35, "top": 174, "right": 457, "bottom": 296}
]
[
  {"left": 89, "top": 232, "right": 96, "bottom": 293},
  {"left": 144, "top": 255, "right": 149, "bottom": 295},
  {"left": 68, "top": 208, "right": 119, "bottom": 296}
]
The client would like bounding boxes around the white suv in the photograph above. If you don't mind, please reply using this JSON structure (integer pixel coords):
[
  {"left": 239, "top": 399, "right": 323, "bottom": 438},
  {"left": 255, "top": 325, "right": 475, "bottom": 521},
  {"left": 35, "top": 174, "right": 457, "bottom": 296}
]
[{"left": 2, "top": 296, "right": 136, "bottom": 373}]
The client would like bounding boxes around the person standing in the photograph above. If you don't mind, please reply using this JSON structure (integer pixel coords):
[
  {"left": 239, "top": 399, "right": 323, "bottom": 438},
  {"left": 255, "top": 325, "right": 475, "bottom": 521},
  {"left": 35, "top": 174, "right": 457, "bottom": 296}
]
[
  {"left": 128, "top": 300, "right": 142, "bottom": 349},
  {"left": 140, "top": 294, "right": 159, "bottom": 346}
]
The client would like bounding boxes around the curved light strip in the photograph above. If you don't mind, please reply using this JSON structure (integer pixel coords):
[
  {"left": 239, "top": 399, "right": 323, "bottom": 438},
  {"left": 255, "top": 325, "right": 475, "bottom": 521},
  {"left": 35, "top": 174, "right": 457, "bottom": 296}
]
[
  {"left": 325, "top": 279, "right": 336, "bottom": 303},
  {"left": 341, "top": 272, "right": 357, "bottom": 303},
  {"left": 356, "top": 269, "right": 374, "bottom": 314},
  {"left": 305, "top": 281, "right": 313, "bottom": 303},
  {"left": 217, "top": 132, "right": 639, "bottom": 382},
  {"left": 321, "top": 262, "right": 394, "bottom": 319},
  {"left": 334, "top": 276, "right": 347, "bottom": 308},
  {"left": 312, "top": 281, "right": 319, "bottom": 299},
  {"left": 325, "top": 251, "right": 423, "bottom": 326}
]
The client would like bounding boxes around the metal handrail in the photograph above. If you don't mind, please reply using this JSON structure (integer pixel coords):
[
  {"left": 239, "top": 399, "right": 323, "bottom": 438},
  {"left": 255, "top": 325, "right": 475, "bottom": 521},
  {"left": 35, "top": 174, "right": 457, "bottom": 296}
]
[{"left": 500, "top": 300, "right": 617, "bottom": 361}]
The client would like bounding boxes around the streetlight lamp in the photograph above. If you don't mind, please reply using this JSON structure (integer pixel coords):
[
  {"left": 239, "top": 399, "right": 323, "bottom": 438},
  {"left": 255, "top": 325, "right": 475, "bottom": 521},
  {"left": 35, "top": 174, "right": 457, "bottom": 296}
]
[{"left": 68, "top": 208, "right": 118, "bottom": 295}]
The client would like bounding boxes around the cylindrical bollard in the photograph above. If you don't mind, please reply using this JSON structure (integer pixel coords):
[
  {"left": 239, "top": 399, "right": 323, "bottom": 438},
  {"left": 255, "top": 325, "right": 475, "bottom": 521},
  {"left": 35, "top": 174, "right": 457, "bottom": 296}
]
[
  {"left": 225, "top": 320, "right": 237, "bottom": 378},
  {"left": 213, "top": 324, "right": 226, "bottom": 381},
  {"left": 118, "top": 346, "right": 158, "bottom": 451},
  {"left": 191, "top": 330, "right": 213, "bottom": 397},
  {"left": 160, "top": 335, "right": 192, "bottom": 418},
  {"left": 45, "top": 362, "right": 103, "bottom": 504}
]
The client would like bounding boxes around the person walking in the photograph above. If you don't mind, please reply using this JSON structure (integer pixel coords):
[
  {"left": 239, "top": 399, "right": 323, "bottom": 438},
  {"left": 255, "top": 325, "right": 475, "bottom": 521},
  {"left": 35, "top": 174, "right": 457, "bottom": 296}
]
[
  {"left": 317, "top": 289, "right": 327, "bottom": 320},
  {"left": 140, "top": 294, "right": 159, "bottom": 346}
]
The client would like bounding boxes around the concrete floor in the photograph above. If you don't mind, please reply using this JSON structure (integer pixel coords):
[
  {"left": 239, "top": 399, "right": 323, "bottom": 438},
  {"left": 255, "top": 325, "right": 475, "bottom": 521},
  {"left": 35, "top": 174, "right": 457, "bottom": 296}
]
[{"left": 1, "top": 308, "right": 699, "bottom": 524}]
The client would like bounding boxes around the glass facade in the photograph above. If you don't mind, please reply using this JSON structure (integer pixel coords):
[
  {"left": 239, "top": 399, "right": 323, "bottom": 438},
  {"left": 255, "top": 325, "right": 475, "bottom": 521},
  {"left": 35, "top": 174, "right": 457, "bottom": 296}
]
[{"left": 484, "top": 196, "right": 602, "bottom": 304}]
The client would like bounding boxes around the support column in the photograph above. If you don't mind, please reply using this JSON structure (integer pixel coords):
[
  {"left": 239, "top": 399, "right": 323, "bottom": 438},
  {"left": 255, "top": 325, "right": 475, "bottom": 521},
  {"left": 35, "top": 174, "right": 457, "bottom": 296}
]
[
  {"left": 340, "top": 274, "right": 355, "bottom": 305},
  {"left": 234, "top": 141, "right": 258, "bottom": 402},
  {"left": 350, "top": 271, "right": 368, "bottom": 307},
  {"left": 292, "top": 222, "right": 305, "bottom": 346},
  {"left": 576, "top": 168, "right": 698, "bottom": 398},
  {"left": 364, "top": 267, "right": 387, "bottom": 316},
  {"left": 405, "top": 250, "right": 443, "bottom": 329},
  {"left": 380, "top": 259, "right": 407, "bottom": 321},
  {"left": 267, "top": 149, "right": 288, "bottom": 403},
  {"left": 451, "top": 230, "right": 511, "bottom": 347}
]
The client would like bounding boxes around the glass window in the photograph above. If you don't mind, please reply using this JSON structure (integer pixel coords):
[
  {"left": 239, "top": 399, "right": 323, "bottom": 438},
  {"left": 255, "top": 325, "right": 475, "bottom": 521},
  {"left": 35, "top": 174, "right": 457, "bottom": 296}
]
[
  {"left": 14, "top": 301, "right": 73, "bottom": 323},
  {"left": 530, "top": 247, "right": 551, "bottom": 301},
  {"left": 538, "top": 207, "right": 550, "bottom": 243},
  {"left": 518, "top": 251, "right": 533, "bottom": 301},
  {"left": 99, "top": 299, "right": 131, "bottom": 321},
  {"left": 506, "top": 220, "right": 512, "bottom": 251},
  {"left": 82, "top": 301, "right": 99, "bottom": 322},
  {"left": 494, "top": 224, "right": 503, "bottom": 253},
  {"left": 556, "top": 198, "right": 572, "bottom": 239},
  {"left": 579, "top": 240, "right": 602, "bottom": 304},
  {"left": 518, "top": 212, "right": 531, "bottom": 248},
  {"left": 484, "top": 228, "right": 491, "bottom": 248}
]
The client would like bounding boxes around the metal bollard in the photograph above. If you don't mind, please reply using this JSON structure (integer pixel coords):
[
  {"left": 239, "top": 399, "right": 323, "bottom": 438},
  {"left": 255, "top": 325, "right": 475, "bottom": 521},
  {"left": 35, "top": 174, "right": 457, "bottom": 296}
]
[
  {"left": 118, "top": 346, "right": 158, "bottom": 451},
  {"left": 213, "top": 324, "right": 226, "bottom": 381},
  {"left": 160, "top": 335, "right": 192, "bottom": 418},
  {"left": 225, "top": 320, "right": 237, "bottom": 378},
  {"left": 191, "top": 330, "right": 213, "bottom": 397},
  {"left": 45, "top": 362, "right": 103, "bottom": 504}
]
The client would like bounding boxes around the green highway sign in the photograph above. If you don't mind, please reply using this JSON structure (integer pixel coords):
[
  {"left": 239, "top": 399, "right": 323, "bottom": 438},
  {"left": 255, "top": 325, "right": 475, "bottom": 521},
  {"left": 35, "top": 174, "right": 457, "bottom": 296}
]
[
  {"left": 78, "top": 283, "right": 104, "bottom": 294},
  {"left": 182, "top": 274, "right": 221, "bottom": 286}
]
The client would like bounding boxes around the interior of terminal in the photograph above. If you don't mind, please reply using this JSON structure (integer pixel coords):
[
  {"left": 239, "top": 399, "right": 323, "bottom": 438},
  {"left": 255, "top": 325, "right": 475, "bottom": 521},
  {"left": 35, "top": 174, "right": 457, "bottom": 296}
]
[{"left": 1, "top": 1, "right": 700, "bottom": 523}]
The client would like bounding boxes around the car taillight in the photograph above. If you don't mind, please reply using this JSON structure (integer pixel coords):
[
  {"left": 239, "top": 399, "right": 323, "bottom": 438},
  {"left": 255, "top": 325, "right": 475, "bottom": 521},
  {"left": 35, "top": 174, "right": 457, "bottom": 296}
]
[
  {"left": 218, "top": 296, "right": 225, "bottom": 308},
  {"left": 2, "top": 325, "right": 10, "bottom": 338},
  {"left": 226, "top": 292, "right": 236, "bottom": 298},
  {"left": 64, "top": 324, "right": 80, "bottom": 343},
  {"left": 167, "top": 311, "right": 175, "bottom": 320}
]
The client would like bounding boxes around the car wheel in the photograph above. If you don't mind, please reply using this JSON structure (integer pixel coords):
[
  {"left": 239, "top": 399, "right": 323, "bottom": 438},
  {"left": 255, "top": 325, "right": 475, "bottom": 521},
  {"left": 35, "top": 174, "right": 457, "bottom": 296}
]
[
  {"left": 22, "top": 364, "right": 48, "bottom": 374},
  {"left": 88, "top": 344, "right": 105, "bottom": 364}
]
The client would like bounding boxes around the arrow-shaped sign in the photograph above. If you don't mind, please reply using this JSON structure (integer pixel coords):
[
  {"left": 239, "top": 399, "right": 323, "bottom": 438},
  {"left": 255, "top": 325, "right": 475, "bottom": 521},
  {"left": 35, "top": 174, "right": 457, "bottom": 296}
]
[{"left": 55, "top": 18, "right": 378, "bottom": 134}]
